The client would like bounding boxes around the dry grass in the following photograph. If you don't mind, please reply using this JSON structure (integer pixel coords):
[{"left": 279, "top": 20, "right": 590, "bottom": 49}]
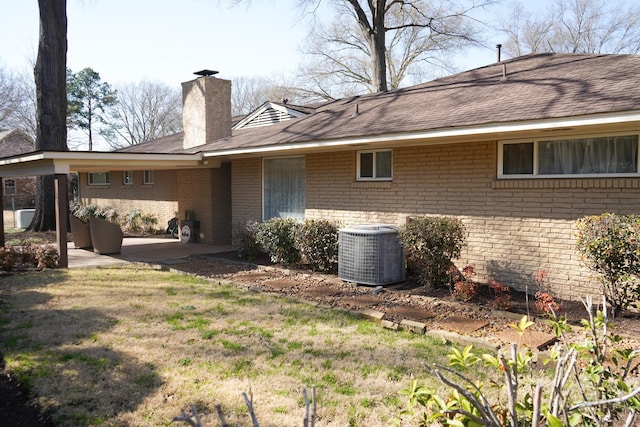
[{"left": 0, "top": 265, "right": 488, "bottom": 426}]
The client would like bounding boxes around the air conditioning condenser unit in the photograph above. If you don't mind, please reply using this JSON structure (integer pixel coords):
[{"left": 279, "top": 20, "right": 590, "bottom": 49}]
[{"left": 338, "top": 224, "right": 405, "bottom": 286}]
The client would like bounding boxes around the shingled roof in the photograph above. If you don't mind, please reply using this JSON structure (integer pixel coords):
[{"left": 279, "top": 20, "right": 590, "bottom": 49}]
[
  {"left": 125, "top": 53, "right": 640, "bottom": 156},
  {"left": 0, "top": 129, "right": 35, "bottom": 157}
]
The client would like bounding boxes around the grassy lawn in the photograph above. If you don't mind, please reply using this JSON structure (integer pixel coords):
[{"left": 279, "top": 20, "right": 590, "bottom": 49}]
[{"left": 0, "top": 265, "right": 488, "bottom": 426}]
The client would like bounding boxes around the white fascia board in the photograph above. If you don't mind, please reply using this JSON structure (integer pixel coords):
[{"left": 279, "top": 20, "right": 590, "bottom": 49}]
[
  {"left": 205, "top": 111, "right": 640, "bottom": 158},
  {"left": 0, "top": 151, "right": 206, "bottom": 176}
]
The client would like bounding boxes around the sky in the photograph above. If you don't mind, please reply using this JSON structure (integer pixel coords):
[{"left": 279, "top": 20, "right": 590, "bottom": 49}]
[
  {"left": 0, "top": 0, "right": 330, "bottom": 86},
  {"left": 0, "top": 0, "right": 507, "bottom": 89}
]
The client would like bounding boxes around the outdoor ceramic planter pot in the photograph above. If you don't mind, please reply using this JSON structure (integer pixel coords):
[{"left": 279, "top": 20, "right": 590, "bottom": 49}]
[
  {"left": 89, "top": 218, "right": 123, "bottom": 254},
  {"left": 69, "top": 215, "right": 92, "bottom": 249}
]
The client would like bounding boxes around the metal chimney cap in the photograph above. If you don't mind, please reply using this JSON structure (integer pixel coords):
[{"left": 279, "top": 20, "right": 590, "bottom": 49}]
[{"left": 194, "top": 70, "right": 219, "bottom": 77}]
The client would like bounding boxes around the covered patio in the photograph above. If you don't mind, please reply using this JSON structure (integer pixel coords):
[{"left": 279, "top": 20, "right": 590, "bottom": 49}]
[
  {"left": 66, "top": 236, "right": 233, "bottom": 268},
  {"left": 0, "top": 150, "right": 214, "bottom": 267}
]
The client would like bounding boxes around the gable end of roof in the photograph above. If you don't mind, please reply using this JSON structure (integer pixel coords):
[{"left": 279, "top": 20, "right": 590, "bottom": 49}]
[{"left": 233, "top": 102, "right": 308, "bottom": 130}]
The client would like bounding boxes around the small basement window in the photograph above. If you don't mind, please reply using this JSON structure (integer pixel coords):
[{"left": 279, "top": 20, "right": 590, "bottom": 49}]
[
  {"left": 357, "top": 149, "right": 392, "bottom": 181},
  {"left": 88, "top": 172, "right": 110, "bottom": 185}
]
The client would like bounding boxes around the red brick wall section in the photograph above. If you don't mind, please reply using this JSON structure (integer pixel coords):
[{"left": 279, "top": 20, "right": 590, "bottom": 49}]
[{"left": 2, "top": 177, "right": 36, "bottom": 209}]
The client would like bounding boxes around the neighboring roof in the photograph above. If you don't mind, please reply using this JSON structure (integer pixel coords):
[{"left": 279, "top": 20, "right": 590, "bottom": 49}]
[
  {"left": 123, "top": 53, "right": 640, "bottom": 157},
  {"left": 0, "top": 129, "right": 35, "bottom": 157}
]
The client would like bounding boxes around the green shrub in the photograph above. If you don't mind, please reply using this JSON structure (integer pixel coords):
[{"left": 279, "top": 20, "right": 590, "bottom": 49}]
[
  {"left": 124, "top": 209, "right": 143, "bottom": 232},
  {"left": 296, "top": 219, "right": 339, "bottom": 273},
  {"left": 233, "top": 221, "right": 262, "bottom": 261},
  {"left": 255, "top": 218, "right": 301, "bottom": 265},
  {"left": 398, "top": 216, "right": 466, "bottom": 287},
  {"left": 576, "top": 213, "right": 640, "bottom": 316},
  {"left": 140, "top": 213, "right": 158, "bottom": 233}
]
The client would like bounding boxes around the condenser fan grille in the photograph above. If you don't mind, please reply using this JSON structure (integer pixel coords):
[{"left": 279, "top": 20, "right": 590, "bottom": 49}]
[{"left": 338, "top": 225, "right": 405, "bottom": 286}]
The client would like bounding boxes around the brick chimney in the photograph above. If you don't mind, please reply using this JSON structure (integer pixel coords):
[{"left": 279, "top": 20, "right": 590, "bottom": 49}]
[{"left": 182, "top": 71, "right": 232, "bottom": 149}]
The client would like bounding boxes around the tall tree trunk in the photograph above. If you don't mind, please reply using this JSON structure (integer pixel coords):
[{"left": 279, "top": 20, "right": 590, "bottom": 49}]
[
  {"left": 348, "top": 0, "right": 388, "bottom": 92},
  {"left": 370, "top": 0, "right": 388, "bottom": 92},
  {"left": 30, "top": 0, "right": 68, "bottom": 231}
]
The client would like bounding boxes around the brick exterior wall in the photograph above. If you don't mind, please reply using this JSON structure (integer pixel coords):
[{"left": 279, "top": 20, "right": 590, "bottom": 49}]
[
  {"left": 175, "top": 164, "right": 232, "bottom": 244},
  {"left": 231, "top": 158, "right": 262, "bottom": 227},
  {"left": 79, "top": 165, "right": 232, "bottom": 244},
  {"left": 232, "top": 141, "right": 640, "bottom": 299},
  {"left": 3, "top": 177, "right": 36, "bottom": 209},
  {"left": 80, "top": 170, "right": 179, "bottom": 234}
]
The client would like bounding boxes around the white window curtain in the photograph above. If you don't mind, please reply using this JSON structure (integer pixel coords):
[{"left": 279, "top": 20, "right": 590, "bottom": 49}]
[
  {"left": 539, "top": 135, "right": 638, "bottom": 175},
  {"left": 263, "top": 157, "right": 305, "bottom": 221}
]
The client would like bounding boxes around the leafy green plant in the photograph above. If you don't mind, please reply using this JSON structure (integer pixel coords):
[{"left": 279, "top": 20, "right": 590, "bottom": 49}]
[
  {"left": 255, "top": 217, "right": 301, "bottom": 265},
  {"left": 69, "top": 202, "right": 118, "bottom": 223},
  {"left": 576, "top": 213, "right": 640, "bottom": 316},
  {"left": 296, "top": 219, "right": 339, "bottom": 273},
  {"left": 232, "top": 220, "right": 262, "bottom": 261},
  {"left": 398, "top": 297, "right": 640, "bottom": 427},
  {"left": 124, "top": 209, "right": 143, "bottom": 232},
  {"left": 399, "top": 216, "right": 466, "bottom": 287},
  {"left": 140, "top": 213, "right": 158, "bottom": 233}
]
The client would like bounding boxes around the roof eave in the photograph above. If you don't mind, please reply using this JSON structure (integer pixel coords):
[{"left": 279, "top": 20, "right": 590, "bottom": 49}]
[
  {"left": 0, "top": 151, "right": 208, "bottom": 177},
  {"left": 203, "top": 110, "right": 640, "bottom": 158}
]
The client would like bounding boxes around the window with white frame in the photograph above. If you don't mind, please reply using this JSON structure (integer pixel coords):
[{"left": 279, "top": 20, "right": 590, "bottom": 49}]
[
  {"left": 88, "top": 172, "right": 110, "bottom": 185},
  {"left": 263, "top": 157, "right": 305, "bottom": 221},
  {"left": 143, "top": 170, "right": 154, "bottom": 185},
  {"left": 123, "top": 171, "right": 133, "bottom": 185},
  {"left": 3, "top": 178, "right": 16, "bottom": 195},
  {"left": 499, "top": 134, "right": 639, "bottom": 178},
  {"left": 357, "top": 149, "right": 392, "bottom": 180}
]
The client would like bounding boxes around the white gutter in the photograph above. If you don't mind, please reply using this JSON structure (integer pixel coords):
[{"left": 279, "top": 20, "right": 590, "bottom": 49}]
[{"left": 204, "top": 111, "right": 640, "bottom": 158}]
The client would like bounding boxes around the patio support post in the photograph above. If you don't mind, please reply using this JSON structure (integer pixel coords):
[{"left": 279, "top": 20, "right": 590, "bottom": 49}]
[
  {"left": 0, "top": 176, "right": 4, "bottom": 246},
  {"left": 55, "top": 173, "right": 68, "bottom": 268}
]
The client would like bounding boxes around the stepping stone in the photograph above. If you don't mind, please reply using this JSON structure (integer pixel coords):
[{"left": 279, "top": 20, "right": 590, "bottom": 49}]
[
  {"left": 434, "top": 316, "right": 489, "bottom": 334},
  {"left": 341, "top": 295, "right": 383, "bottom": 309},
  {"left": 385, "top": 306, "right": 435, "bottom": 321},
  {"left": 499, "top": 329, "right": 558, "bottom": 350}
]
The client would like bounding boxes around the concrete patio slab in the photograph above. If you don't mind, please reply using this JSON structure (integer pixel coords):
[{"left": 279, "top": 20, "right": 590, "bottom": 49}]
[{"left": 68, "top": 236, "right": 233, "bottom": 269}]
